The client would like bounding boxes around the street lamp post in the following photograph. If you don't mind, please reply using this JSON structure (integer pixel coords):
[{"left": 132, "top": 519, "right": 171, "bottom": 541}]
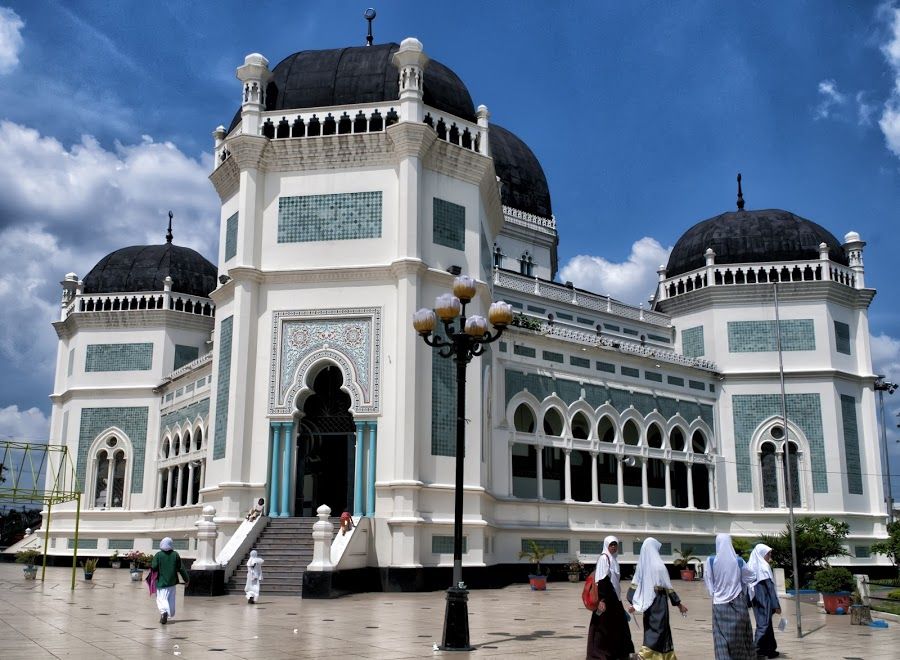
[
  {"left": 413, "top": 275, "right": 512, "bottom": 652},
  {"left": 875, "top": 376, "right": 898, "bottom": 522}
]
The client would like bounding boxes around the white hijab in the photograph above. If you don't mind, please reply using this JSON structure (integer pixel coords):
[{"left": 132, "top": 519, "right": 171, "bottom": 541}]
[
  {"left": 631, "top": 537, "right": 673, "bottom": 613},
  {"left": 704, "top": 533, "right": 744, "bottom": 605},
  {"left": 594, "top": 535, "right": 621, "bottom": 599},
  {"left": 747, "top": 543, "right": 774, "bottom": 600},
  {"left": 247, "top": 550, "right": 263, "bottom": 578},
  {"left": 160, "top": 537, "right": 174, "bottom": 552}
]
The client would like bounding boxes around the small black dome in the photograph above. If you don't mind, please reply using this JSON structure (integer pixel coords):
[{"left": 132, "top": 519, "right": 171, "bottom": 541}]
[
  {"left": 227, "top": 43, "right": 475, "bottom": 133},
  {"left": 83, "top": 244, "right": 217, "bottom": 298},
  {"left": 491, "top": 124, "right": 553, "bottom": 218},
  {"left": 666, "top": 209, "right": 848, "bottom": 278}
]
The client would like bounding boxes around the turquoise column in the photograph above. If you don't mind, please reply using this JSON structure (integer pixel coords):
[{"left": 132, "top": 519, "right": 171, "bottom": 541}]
[
  {"left": 366, "top": 422, "right": 377, "bottom": 516},
  {"left": 280, "top": 421, "right": 294, "bottom": 517},
  {"left": 353, "top": 423, "right": 365, "bottom": 517},
  {"left": 269, "top": 422, "right": 282, "bottom": 517}
]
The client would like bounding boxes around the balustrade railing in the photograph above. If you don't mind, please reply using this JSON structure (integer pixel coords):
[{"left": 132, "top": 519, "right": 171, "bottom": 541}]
[
  {"left": 422, "top": 107, "right": 484, "bottom": 154},
  {"left": 259, "top": 101, "right": 399, "bottom": 142},
  {"left": 65, "top": 291, "right": 215, "bottom": 319},
  {"left": 503, "top": 206, "right": 556, "bottom": 233}
]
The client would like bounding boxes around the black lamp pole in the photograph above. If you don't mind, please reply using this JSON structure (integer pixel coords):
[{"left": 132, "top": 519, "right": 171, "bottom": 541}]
[{"left": 414, "top": 278, "right": 510, "bottom": 652}]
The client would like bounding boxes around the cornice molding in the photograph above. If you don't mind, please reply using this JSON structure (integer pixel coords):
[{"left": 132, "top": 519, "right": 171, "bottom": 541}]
[
  {"left": 209, "top": 156, "right": 239, "bottom": 202},
  {"left": 227, "top": 134, "right": 268, "bottom": 170},
  {"left": 386, "top": 121, "right": 438, "bottom": 159},
  {"left": 53, "top": 309, "right": 214, "bottom": 339},
  {"left": 260, "top": 132, "right": 395, "bottom": 173}
]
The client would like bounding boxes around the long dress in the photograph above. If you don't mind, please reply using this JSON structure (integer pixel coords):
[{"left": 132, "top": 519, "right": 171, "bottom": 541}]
[
  {"left": 751, "top": 578, "right": 780, "bottom": 658},
  {"left": 627, "top": 586, "right": 681, "bottom": 660},
  {"left": 586, "top": 572, "right": 635, "bottom": 660},
  {"left": 244, "top": 556, "right": 263, "bottom": 601},
  {"left": 712, "top": 596, "right": 754, "bottom": 660}
]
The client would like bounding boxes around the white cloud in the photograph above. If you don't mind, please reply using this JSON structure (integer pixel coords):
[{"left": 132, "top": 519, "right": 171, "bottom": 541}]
[
  {"left": 872, "top": 332, "right": 900, "bottom": 384},
  {"left": 856, "top": 91, "right": 877, "bottom": 126},
  {"left": 558, "top": 237, "right": 671, "bottom": 306},
  {"left": 0, "top": 120, "right": 219, "bottom": 413},
  {"left": 879, "top": 4, "right": 900, "bottom": 157},
  {"left": 0, "top": 404, "right": 49, "bottom": 443},
  {"left": 0, "top": 6, "right": 24, "bottom": 74},
  {"left": 814, "top": 79, "right": 847, "bottom": 120}
]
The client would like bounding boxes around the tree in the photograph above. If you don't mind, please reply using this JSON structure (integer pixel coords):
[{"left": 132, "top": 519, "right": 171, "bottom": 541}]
[
  {"left": 758, "top": 516, "right": 850, "bottom": 589},
  {"left": 871, "top": 520, "right": 900, "bottom": 576}
]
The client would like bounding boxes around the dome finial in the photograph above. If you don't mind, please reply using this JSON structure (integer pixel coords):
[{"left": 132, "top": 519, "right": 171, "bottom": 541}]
[
  {"left": 166, "top": 210, "right": 174, "bottom": 244},
  {"left": 364, "top": 8, "right": 376, "bottom": 46},
  {"left": 736, "top": 173, "right": 745, "bottom": 211}
]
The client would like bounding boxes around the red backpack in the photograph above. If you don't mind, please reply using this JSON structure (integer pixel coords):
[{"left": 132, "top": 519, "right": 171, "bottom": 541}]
[{"left": 582, "top": 573, "right": 599, "bottom": 610}]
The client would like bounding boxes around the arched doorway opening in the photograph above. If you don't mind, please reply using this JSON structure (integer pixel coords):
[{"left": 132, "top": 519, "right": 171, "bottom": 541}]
[{"left": 295, "top": 366, "right": 356, "bottom": 516}]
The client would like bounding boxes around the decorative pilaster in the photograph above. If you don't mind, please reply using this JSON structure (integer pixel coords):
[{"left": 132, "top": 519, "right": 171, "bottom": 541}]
[
  {"left": 563, "top": 449, "right": 572, "bottom": 502},
  {"left": 365, "top": 422, "right": 377, "bottom": 516},
  {"left": 616, "top": 459, "right": 624, "bottom": 504},
  {"left": 590, "top": 451, "right": 599, "bottom": 503},
  {"left": 640, "top": 458, "right": 649, "bottom": 506},
  {"left": 269, "top": 422, "right": 282, "bottom": 517},
  {"left": 280, "top": 421, "right": 294, "bottom": 517},
  {"left": 476, "top": 104, "right": 490, "bottom": 156},
  {"left": 686, "top": 463, "right": 695, "bottom": 509},
  {"left": 354, "top": 423, "right": 365, "bottom": 517},
  {"left": 536, "top": 445, "right": 544, "bottom": 500}
]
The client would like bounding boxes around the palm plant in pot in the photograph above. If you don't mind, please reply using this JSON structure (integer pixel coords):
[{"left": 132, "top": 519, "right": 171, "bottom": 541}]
[
  {"left": 518, "top": 540, "right": 556, "bottom": 590},
  {"left": 673, "top": 547, "right": 701, "bottom": 581},
  {"left": 15, "top": 548, "right": 41, "bottom": 579},
  {"left": 812, "top": 567, "right": 855, "bottom": 614},
  {"left": 82, "top": 557, "right": 99, "bottom": 580},
  {"left": 109, "top": 550, "right": 121, "bottom": 569}
]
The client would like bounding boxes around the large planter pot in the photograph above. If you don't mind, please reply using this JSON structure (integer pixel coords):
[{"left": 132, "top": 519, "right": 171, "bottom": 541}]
[
  {"left": 822, "top": 592, "right": 852, "bottom": 614},
  {"left": 83, "top": 572, "right": 94, "bottom": 581},
  {"left": 528, "top": 575, "right": 548, "bottom": 591},
  {"left": 111, "top": 561, "right": 121, "bottom": 569},
  {"left": 850, "top": 604, "right": 872, "bottom": 625},
  {"left": 130, "top": 570, "right": 143, "bottom": 582},
  {"left": 23, "top": 566, "right": 37, "bottom": 580},
  {"left": 679, "top": 569, "right": 696, "bottom": 581},
  {"left": 567, "top": 572, "right": 581, "bottom": 583}
]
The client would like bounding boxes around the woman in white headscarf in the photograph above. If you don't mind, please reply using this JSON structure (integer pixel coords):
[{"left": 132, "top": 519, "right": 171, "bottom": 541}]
[
  {"left": 704, "top": 533, "right": 754, "bottom": 660},
  {"left": 626, "top": 538, "right": 688, "bottom": 659},
  {"left": 150, "top": 537, "right": 190, "bottom": 625},
  {"left": 244, "top": 550, "right": 264, "bottom": 604},
  {"left": 586, "top": 535, "right": 635, "bottom": 660},
  {"left": 747, "top": 544, "right": 781, "bottom": 659}
]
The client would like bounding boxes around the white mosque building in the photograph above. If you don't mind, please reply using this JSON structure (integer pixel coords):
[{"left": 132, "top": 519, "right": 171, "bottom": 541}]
[{"left": 37, "top": 33, "right": 888, "bottom": 591}]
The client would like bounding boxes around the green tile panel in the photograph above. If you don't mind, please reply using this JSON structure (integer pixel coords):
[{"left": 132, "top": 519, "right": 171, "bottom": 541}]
[
  {"left": 432, "top": 332, "right": 456, "bottom": 457},
  {"left": 689, "top": 380, "right": 706, "bottom": 391},
  {"left": 527, "top": 305, "right": 546, "bottom": 314},
  {"left": 647, "top": 334, "right": 671, "bottom": 344},
  {"left": 543, "top": 350, "right": 564, "bottom": 364},
  {"left": 68, "top": 538, "right": 98, "bottom": 549},
  {"left": 577, "top": 317, "right": 594, "bottom": 325},
  {"left": 85, "top": 343, "right": 153, "bottom": 372},
  {"left": 514, "top": 345, "right": 536, "bottom": 358},
  {"left": 432, "top": 197, "right": 465, "bottom": 250},
  {"left": 107, "top": 539, "right": 135, "bottom": 550},
  {"left": 839, "top": 394, "right": 863, "bottom": 494},
  {"left": 580, "top": 540, "right": 604, "bottom": 554},
  {"left": 621, "top": 366, "right": 639, "bottom": 378},
  {"left": 78, "top": 407, "right": 148, "bottom": 493},
  {"left": 213, "top": 316, "right": 233, "bottom": 460},
  {"left": 174, "top": 345, "right": 199, "bottom": 370},
  {"left": 623, "top": 328, "right": 638, "bottom": 336},
  {"left": 521, "top": 539, "right": 568, "bottom": 554},
  {"left": 667, "top": 376, "right": 684, "bottom": 387},
  {"left": 732, "top": 393, "right": 826, "bottom": 492},
  {"left": 596, "top": 361, "right": 616, "bottom": 373},
  {"left": 278, "top": 192, "right": 382, "bottom": 243},
  {"left": 159, "top": 398, "right": 210, "bottom": 436},
  {"left": 557, "top": 312, "right": 573, "bottom": 321},
  {"left": 432, "top": 535, "right": 467, "bottom": 553},
  {"left": 681, "top": 326, "right": 704, "bottom": 358},
  {"left": 570, "top": 356, "right": 590, "bottom": 368},
  {"left": 727, "top": 320, "right": 815, "bottom": 352},
  {"left": 603, "top": 323, "right": 620, "bottom": 332},
  {"left": 224, "top": 212, "right": 238, "bottom": 260},
  {"left": 645, "top": 371, "right": 662, "bottom": 382},
  {"left": 152, "top": 538, "right": 189, "bottom": 550},
  {"left": 834, "top": 321, "right": 851, "bottom": 355}
]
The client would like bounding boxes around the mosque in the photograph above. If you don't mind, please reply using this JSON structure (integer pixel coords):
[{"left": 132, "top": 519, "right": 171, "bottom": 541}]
[{"left": 38, "top": 28, "right": 888, "bottom": 591}]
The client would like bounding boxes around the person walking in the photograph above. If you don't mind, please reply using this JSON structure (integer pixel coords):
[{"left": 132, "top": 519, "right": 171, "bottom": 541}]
[
  {"left": 627, "top": 537, "right": 688, "bottom": 659},
  {"left": 151, "top": 537, "right": 190, "bottom": 625},
  {"left": 244, "top": 550, "right": 264, "bottom": 604},
  {"left": 747, "top": 544, "right": 781, "bottom": 659},
  {"left": 704, "top": 533, "right": 754, "bottom": 660},
  {"left": 586, "top": 535, "right": 636, "bottom": 660}
]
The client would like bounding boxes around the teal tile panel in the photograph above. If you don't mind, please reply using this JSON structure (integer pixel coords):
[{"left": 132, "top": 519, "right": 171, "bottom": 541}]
[
  {"left": 634, "top": 541, "right": 671, "bottom": 555},
  {"left": 278, "top": 192, "right": 382, "bottom": 243},
  {"left": 153, "top": 538, "right": 189, "bottom": 550},
  {"left": 621, "top": 366, "right": 639, "bottom": 378},
  {"left": 78, "top": 407, "right": 148, "bottom": 493},
  {"left": 570, "top": 356, "right": 590, "bottom": 368},
  {"left": 732, "top": 393, "right": 825, "bottom": 492},
  {"left": 432, "top": 535, "right": 467, "bottom": 553},
  {"left": 224, "top": 212, "right": 238, "bottom": 260},
  {"left": 682, "top": 326, "right": 704, "bottom": 358},
  {"left": 68, "top": 538, "right": 98, "bottom": 549},
  {"left": 431, "top": 331, "right": 456, "bottom": 457},
  {"left": 647, "top": 333, "right": 670, "bottom": 344},
  {"left": 834, "top": 321, "right": 851, "bottom": 355},
  {"left": 577, "top": 317, "right": 594, "bottom": 325},
  {"left": 521, "top": 538, "right": 568, "bottom": 554},
  {"left": 514, "top": 345, "right": 536, "bottom": 358},
  {"left": 107, "top": 539, "right": 135, "bottom": 550},
  {"left": 527, "top": 305, "right": 546, "bottom": 314},
  {"left": 174, "top": 345, "right": 199, "bottom": 370},
  {"left": 623, "top": 328, "right": 639, "bottom": 336},
  {"left": 667, "top": 376, "right": 684, "bottom": 387},
  {"left": 557, "top": 312, "right": 573, "bottom": 321},
  {"left": 543, "top": 350, "right": 564, "bottom": 364},
  {"left": 85, "top": 343, "right": 153, "bottom": 372},
  {"left": 433, "top": 198, "right": 465, "bottom": 250},
  {"left": 689, "top": 380, "right": 706, "bottom": 391},
  {"left": 580, "top": 540, "right": 604, "bottom": 554},
  {"left": 159, "top": 398, "right": 210, "bottom": 436},
  {"left": 213, "top": 316, "right": 233, "bottom": 460},
  {"left": 597, "top": 361, "right": 616, "bottom": 373},
  {"left": 728, "top": 320, "right": 815, "bottom": 352},
  {"left": 499, "top": 341, "right": 507, "bottom": 353},
  {"left": 645, "top": 371, "right": 662, "bottom": 382},
  {"left": 839, "top": 394, "right": 863, "bottom": 494}
]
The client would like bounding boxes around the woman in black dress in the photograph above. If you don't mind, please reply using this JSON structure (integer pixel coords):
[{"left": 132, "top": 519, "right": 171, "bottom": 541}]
[
  {"left": 586, "top": 535, "right": 635, "bottom": 660},
  {"left": 627, "top": 537, "right": 688, "bottom": 659}
]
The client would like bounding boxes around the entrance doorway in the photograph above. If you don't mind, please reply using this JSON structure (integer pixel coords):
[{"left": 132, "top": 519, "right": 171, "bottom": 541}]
[{"left": 295, "top": 366, "right": 356, "bottom": 516}]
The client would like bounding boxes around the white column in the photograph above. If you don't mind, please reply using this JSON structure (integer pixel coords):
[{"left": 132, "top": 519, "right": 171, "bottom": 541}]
[
  {"left": 165, "top": 466, "right": 174, "bottom": 508},
  {"left": 640, "top": 458, "right": 649, "bottom": 506},
  {"left": 105, "top": 455, "right": 114, "bottom": 509},
  {"left": 199, "top": 460, "right": 206, "bottom": 497},
  {"left": 775, "top": 451, "right": 786, "bottom": 508},
  {"left": 187, "top": 463, "right": 196, "bottom": 505},
  {"left": 664, "top": 460, "right": 672, "bottom": 508},
  {"left": 590, "top": 452, "right": 599, "bottom": 503},
  {"left": 157, "top": 471, "right": 164, "bottom": 509},
  {"left": 564, "top": 449, "right": 572, "bottom": 502},
  {"left": 708, "top": 465, "right": 715, "bottom": 509},
  {"left": 616, "top": 459, "right": 624, "bottom": 504},
  {"left": 686, "top": 463, "right": 695, "bottom": 509},
  {"left": 536, "top": 445, "right": 544, "bottom": 500},
  {"left": 175, "top": 465, "right": 184, "bottom": 507},
  {"left": 508, "top": 443, "right": 515, "bottom": 497}
]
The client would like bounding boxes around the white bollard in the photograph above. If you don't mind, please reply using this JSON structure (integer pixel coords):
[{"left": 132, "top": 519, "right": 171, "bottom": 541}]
[
  {"left": 854, "top": 574, "right": 870, "bottom": 606},
  {"left": 307, "top": 504, "right": 334, "bottom": 572},
  {"left": 192, "top": 505, "right": 219, "bottom": 569}
]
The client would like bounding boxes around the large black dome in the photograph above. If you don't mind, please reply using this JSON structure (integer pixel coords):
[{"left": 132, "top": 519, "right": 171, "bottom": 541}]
[
  {"left": 83, "top": 244, "right": 217, "bottom": 298},
  {"left": 227, "top": 43, "right": 475, "bottom": 133},
  {"left": 491, "top": 124, "right": 553, "bottom": 219},
  {"left": 666, "top": 209, "right": 848, "bottom": 278}
]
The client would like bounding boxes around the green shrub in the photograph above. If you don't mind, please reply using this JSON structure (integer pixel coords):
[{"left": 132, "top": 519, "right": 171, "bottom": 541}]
[
  {"left": 15, "top": 548, "right": 40, "bottom": 565},
  {"left": 887, "top": 589, "right": 900, "bottom": 601},
  {"left": 812, "top": 567, "right": 854, "bottom": 594}
]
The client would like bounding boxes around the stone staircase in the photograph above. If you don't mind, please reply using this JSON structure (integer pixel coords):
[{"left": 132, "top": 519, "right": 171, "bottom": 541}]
[{"left": 227, "top": 517, "right": 336, "bottom": 596}]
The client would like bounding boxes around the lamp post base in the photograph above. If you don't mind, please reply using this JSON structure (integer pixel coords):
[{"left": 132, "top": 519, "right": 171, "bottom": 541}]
[{"left": 440, "top": 585, "right": 473, "bottom": 651}]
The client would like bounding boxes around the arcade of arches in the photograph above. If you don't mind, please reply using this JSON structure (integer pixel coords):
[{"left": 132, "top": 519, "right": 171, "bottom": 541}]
[{"left": 510, "top": 403, "right": 713, "bottom": 509}]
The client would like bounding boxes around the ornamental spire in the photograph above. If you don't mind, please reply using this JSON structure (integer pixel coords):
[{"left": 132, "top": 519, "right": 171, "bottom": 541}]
[
  {"left": 364, "top": 8, "right": 376, "bottom": 46},
  {"left": 166, "top": 210, "right": 174, "bottom": 243},
  {"left": 736, "top": 173, "right": 745, "bottom": 211}
]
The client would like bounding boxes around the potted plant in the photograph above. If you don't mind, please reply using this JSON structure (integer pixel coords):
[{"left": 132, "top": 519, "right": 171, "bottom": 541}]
[
  {"left": 673, "top": 547, "right": 701, "bottom": 581},
  {"left": 849, "top": 587, "right": 872, "bottom": 625},
  {"left": 567, "top": 557, "right": 585, "bottom": 583},
  {"left": 124, "top": 550, "right": 150, "bottom": 580},
  {"left": 82, "top": 557, "right": 99, "bottom": 580},
  {"left": 15, "top": 548, "right": 41, "bottom": 579},
  {"left": 109, "top": 550, "right": 121, "bottom": 569},
  {"left": 518, "top": 540, "right": 556, "bottom": 590},
  {"left": 812, "top": 566, "right": 855, "bottom": 614}
]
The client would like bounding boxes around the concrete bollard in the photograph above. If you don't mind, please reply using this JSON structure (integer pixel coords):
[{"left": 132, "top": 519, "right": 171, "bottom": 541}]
[
  {"left": 307, "top": 504, "right": 334, "bottom": 572},
  {"left": 193, "top": 505, "right": 219, "bottom": 569}
]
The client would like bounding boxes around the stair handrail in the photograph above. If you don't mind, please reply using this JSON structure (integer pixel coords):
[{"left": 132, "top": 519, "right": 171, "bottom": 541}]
[
  {"left": 331, "top": 515, "right": 370, "bottom": 569},
  {"left": 216, "top": 514, "right": 268, "bottom": 582}
]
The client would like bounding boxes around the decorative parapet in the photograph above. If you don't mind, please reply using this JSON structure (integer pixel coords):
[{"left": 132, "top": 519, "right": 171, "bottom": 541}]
[
  {"left": 495, "top": 269, "right": 670, "bottom": 327},
  {"left": 63, "top": 290, "right": 215, "bottom": 320},
  {"left": 502, "top": 205, "right": 556, "bottom": 234},
  {"left": 163, "top": 352, "right": 213, "bottom": 384}
]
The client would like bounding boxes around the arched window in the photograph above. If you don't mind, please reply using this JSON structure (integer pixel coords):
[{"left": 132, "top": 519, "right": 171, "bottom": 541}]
[
  {"left": 194, "top": 427, "right": 203, "bottom": 451},
  {"left": 542, "top": 408, "right": 564, "bottom": 436},
  {"left": 158, "top": 419, "right": 206, "bottom": 509},
  {"left": 760, "top": 442, "right": 778, "bottom": 508},
  {"left": 571, "top": 412, "right": 590, "bottom": 440},
  {"left": 91, "top": 435, "right": 127, "bottom": 509},
  {"left": 691, "top": 430, "right": 707, "bottom": 453},
  {"left": 647, "top": 424, "right": 663, "bottom": 449},
  {"left": 783, "top": 441, "right": 801, "bottom": 507},
  {"left": 513, "top": 404, "right": 536, "bottom": 433},
  {"left": 669, "top": 427, "right": 685, "bottom": 451},
  {"left": 623, "top": 420, "right": 639, "bottom": 446},
  {"left": 597, "top": 416, "right": 615, "bottom": 443}
]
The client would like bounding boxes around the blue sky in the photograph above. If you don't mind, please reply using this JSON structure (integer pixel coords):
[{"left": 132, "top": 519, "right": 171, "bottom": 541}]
[{"left": 1, "top": 1, "right": 900, "bottom": 495}]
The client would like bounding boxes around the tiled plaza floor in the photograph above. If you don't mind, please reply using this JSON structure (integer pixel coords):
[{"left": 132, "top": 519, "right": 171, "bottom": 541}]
[{"left": 0, "top": 563, "right": 897, "bottom": 659}]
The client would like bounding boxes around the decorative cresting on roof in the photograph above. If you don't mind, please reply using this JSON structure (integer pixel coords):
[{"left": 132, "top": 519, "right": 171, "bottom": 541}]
[
  {"left": 736, "top": 172, "right": 745, "bottom": 211},
  {"left": 269, "top": 308, "right": 381, "bottom": 416}
]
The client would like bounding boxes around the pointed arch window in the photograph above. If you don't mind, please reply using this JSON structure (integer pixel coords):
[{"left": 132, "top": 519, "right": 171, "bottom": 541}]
[{"left": 91, "top": 436, "right": 127, "bottom": 509}]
